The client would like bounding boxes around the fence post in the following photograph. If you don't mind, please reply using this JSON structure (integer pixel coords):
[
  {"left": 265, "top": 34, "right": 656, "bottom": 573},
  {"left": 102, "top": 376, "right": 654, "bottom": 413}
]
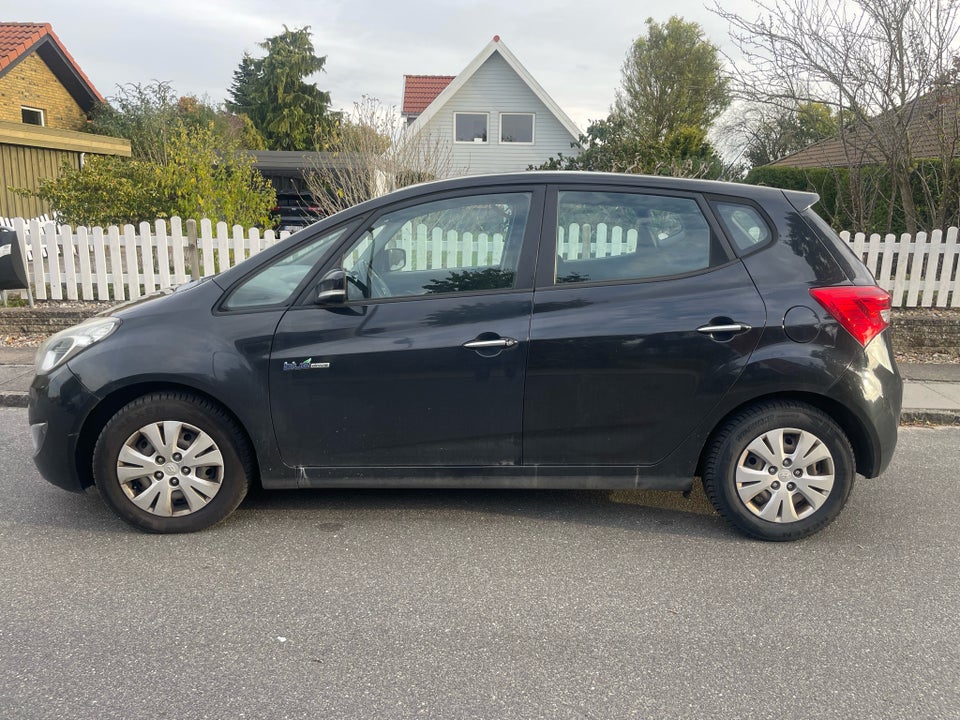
[{"left": 186, "top": 219, "right": 199, "bottom": 281}]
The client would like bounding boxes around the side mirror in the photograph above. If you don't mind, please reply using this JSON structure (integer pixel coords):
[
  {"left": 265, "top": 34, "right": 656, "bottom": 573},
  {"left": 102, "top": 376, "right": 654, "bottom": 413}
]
[
  {"left": 315, "top": 269, "right": 346, "bottom": 304},
  {"left": 386, "top": 247, "right": 406, "bottom": 271},
  {"left": 373, "top": 247, "right": 407, "bottom": 273}
]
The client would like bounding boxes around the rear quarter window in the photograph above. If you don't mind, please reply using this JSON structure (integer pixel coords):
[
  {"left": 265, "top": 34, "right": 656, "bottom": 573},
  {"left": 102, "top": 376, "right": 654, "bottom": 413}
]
[
  {"left": 801, "top": 208, "right": 871, "bottom": 282},
  {"left": 712, "top": 202, "right": 772, "bottom": 252}
]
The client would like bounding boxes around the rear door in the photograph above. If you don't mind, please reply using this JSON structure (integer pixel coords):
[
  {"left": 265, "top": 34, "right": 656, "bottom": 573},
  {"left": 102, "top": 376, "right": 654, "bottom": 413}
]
[{"left": 523, "top": 186, "right": 767, "bottom": 466}]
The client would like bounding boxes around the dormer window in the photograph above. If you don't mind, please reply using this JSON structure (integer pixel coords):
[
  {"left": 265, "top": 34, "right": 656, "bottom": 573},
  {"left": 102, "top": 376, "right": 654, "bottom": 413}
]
[{"left": 21, "top": 107, "right": 45, "bottom": 126}]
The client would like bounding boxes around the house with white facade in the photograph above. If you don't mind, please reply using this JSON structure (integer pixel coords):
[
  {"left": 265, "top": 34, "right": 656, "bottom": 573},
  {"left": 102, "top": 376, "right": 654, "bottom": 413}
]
[{"left": 402, "top": 36, "right": 581, "bottom": 177}]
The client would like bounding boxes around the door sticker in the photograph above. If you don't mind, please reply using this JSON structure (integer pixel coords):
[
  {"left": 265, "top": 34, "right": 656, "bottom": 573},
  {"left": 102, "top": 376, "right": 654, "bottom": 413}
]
[{"left": 282, "top": 358, "right": 330, "bottom": 371}]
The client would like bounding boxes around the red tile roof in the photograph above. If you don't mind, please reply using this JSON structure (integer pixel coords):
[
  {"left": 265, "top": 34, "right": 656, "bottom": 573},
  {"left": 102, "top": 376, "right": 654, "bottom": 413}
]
[
  {"left": 0, "top": 21, "right": 103, "bottom": 102},
  {"left": 402, "top": 75, "right": 454, "bottom": 116}
]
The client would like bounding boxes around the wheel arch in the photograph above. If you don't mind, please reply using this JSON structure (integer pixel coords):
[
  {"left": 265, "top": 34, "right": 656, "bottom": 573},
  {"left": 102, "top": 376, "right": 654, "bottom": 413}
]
[
  {"left": 75, "top": 381, "right": 261, "bottom": 490},
  {"left": 696, "top": 391, "right": 878, "bottom": 479}
]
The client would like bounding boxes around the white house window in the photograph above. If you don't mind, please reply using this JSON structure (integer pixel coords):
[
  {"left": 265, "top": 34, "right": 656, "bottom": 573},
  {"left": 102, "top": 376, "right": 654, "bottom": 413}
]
[
  {"left": 21, "top": 107, "right": 45, "bottom": 126},
  {"left": 455, "top": 113, "right": 488, "bottom": 143},
  {"left": 500, "top": 113, "right": 534, "bottom": 143}
]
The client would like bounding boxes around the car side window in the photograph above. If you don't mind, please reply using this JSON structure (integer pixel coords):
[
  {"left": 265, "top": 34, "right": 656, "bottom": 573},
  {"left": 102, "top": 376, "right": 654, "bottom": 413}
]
[
  {"left": 712, "top": 202, "right": 772, "bottom": 252},
  {"left": 224, "top": 226, "right": 349, "bottom": 309},
  {"left": 555, "top": 191, "right": 721, "bottom": 285},
  {"left": 341, "top": 192, "right": 531, "bottom": 300}
]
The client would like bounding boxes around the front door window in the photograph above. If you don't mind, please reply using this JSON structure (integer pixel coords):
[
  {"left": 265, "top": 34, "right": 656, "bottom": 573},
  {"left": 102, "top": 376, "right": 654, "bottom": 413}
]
[{"left": 342, "top": 192, "right": 531, "bottom": 300}]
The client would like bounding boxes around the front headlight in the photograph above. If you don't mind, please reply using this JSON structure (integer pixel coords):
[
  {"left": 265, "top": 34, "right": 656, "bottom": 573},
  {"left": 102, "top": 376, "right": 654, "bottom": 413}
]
[{"left": 35, "top": 317, "right": 120, "bottom": 375}]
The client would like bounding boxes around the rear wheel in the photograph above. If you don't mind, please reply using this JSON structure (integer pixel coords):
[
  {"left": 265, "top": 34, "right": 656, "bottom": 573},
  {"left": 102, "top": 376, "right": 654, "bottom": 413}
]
[
  {"left": 93, "top": 392, "right": 253, "bottom": 533},
  {"left": 703, "top": 401, "right": 855, "bottom": 541}
]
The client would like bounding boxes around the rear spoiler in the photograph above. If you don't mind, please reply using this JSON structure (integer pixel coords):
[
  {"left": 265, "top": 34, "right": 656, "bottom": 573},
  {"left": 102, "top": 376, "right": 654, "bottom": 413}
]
[{"left": 783, "top": 190, "right": 820, "bottom": 212}]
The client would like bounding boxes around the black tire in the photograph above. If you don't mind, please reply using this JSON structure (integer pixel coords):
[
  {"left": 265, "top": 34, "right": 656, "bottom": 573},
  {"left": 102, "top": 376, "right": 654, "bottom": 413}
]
[
  {"left": 93, "top": 392, "right": 253, "bottom": 533},
  {"left": 702, "top": 400, "right": 855, "bottom": 541}
]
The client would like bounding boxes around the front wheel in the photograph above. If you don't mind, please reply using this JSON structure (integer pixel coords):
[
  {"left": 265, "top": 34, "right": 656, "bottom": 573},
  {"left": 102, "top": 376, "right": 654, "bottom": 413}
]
[
  {"left": 702, "top": 401, "right": 855, "bottom": 541},
  {"left": 93, "top": 392, "right": 253, "bottom": 533}
]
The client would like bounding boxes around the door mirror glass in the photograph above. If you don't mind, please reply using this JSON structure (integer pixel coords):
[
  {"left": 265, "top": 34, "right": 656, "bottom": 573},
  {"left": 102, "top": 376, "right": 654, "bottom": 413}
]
[
  {"left": 386, "top": 247, "right": 406, "bottom": 271},
  {"left": 372, "top": 247, "right": 407, "bottom": 274}
]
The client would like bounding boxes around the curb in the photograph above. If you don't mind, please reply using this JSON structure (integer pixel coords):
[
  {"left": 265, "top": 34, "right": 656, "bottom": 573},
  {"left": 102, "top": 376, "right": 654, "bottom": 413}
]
[
  {"left": 899, "top": 409, "right": 960, "bottom": 426},
  {"left": 0, "top": 391, "right": 27, "bottom": 408}
]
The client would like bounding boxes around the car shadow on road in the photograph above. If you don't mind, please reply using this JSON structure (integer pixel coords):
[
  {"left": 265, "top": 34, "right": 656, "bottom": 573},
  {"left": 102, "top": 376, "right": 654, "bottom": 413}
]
[{"left": 235, "top": 483, "right": 732, "bottom": 541}]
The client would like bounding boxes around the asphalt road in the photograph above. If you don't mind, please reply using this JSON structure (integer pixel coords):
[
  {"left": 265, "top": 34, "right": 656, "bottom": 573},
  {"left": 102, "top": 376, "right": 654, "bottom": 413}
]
[{"left": 0, "top": 407, "right": 957, "bottom": 720}]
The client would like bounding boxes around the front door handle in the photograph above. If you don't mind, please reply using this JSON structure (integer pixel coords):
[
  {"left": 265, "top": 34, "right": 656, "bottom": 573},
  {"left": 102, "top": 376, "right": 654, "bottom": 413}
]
[
  {"left": 463, "top": 337, "right": 519, "bottom": 349},
  {"left": 697, "top": 323, "right": 752, "bottom": 335}
]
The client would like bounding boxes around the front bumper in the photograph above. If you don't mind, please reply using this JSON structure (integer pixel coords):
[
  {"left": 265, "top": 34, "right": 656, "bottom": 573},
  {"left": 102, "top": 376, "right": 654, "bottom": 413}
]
[{"left": 27, "top": 364, "right": 100, "bottom": 492}]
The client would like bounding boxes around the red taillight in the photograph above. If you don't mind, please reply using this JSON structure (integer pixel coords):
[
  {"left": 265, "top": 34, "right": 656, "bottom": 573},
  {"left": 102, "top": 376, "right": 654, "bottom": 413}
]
[{"left": 809, "top": 286, "right": 891, "bottom": 347}]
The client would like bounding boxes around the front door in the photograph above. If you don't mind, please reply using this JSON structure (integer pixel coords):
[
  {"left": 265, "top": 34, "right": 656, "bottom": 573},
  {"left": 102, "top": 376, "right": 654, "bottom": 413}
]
[{"left": 270, "top": 188, "right": 542, "bottom": 468}]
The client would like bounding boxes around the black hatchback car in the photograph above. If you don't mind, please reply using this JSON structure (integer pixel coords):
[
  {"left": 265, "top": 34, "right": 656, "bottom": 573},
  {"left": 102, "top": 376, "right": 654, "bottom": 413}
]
[{"left": 28, "top": 172, "right": 902, "bottom": 540}]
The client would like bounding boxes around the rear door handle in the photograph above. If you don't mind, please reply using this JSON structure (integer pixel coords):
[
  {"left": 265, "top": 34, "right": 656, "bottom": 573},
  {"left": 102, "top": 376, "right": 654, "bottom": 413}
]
[
  {"left": 697, "top": 323, "right": 752, "bottom": 335},
  {"left": 463, "top": 338, "right": 519, "bottom": 349}
]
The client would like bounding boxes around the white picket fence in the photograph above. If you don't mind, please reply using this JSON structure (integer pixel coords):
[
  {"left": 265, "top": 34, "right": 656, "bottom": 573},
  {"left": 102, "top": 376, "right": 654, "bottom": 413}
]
[
  {"left": 3, "top": 216, "right": 960, "bottom": 307},
  {"left": 5, "top": 217, "right": 290, "bottom": 302},
  {"left": 839, "top": 228, "right": 960, "bottom": 308},
  {"left": 354, "top": 222, "right": 508, "bottom": 271},
  {"left": 0, "top": 214, "right": 49, "bottom": 227}
]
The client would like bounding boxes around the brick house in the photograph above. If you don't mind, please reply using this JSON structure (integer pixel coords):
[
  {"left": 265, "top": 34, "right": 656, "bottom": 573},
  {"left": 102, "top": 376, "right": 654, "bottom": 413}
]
[{"left": 0, "top": 22, "right": 129, "bottom": 219}]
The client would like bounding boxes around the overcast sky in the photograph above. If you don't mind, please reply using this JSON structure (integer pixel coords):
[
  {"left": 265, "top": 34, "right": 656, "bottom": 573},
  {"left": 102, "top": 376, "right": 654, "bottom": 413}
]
[{"left": 11, "top": 0, "right": 755, "bottom": 131}]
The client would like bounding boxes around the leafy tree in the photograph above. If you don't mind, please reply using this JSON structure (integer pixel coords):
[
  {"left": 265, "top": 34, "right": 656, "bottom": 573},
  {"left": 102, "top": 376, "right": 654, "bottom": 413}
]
[
  {"left": 88, "top": 82, "right": 180, "bottom": 164},
  {"left": 25, "top": 124, "right": 275, "bottom": 227},
  {"left": 48, "top": 81, "right": 274, "bottom": 226},
  {"left": 24, "top": 156, "right": 168, "bottom": 227},
  {"left": 741, "top": 102, "right": 839, "bottom": 167},
  {"left": 227, "top": 53, "right": 259, "bottom": 116},
  {"left": 227, "top": 26, "right": 336, "bottom": 150},
  {"left": 533, "top": 17, "right": 728, "bottom": 178},
  {"left": 533, "top": 114, "right": 723, "bottom": 178},
  {"left": 89, "top": 81, "right": 265, "bottom": 161},
  {"left": 614, "top": 17, "right": 730, "bottom": 145},
  {"left": 159, "top": 124, "right": 275, "bottom": 226}
]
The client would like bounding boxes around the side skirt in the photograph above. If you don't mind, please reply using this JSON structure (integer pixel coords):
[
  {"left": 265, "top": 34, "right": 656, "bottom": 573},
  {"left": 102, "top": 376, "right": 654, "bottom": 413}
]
[{"left": 261, "top": 465, "right": 694, "bottom": 492}]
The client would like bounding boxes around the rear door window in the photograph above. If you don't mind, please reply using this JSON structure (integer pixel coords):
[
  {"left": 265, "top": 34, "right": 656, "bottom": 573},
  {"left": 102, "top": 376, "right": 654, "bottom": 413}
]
[{"left": 554, "top": 191, "right": 724, "bottom": 284}]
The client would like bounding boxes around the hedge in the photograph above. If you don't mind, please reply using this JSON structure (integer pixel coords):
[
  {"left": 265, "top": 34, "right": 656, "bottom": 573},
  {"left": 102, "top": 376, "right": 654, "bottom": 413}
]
[{"left": 744, "top": 161, "right": 960, "bottom": 234}]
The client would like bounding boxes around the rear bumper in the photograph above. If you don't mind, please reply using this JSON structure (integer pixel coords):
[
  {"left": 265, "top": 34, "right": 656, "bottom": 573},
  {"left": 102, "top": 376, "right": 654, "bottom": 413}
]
[
  {"left": 832, "top": 331, "right": 902, "bottom": 477},
  {"left": 27, "top": 365, "right": 100, "bottom": 492}
]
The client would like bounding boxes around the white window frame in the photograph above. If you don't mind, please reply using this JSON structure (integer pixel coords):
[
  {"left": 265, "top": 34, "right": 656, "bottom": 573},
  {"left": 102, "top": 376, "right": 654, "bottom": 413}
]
[
  {"left": 21, "top": 106, "right": 45, "bottom": 127},
  {"left": 454, "top": 112, "right": 489, "bottom": 144},
  {"left": 499, "top": 113, "right": 535, "bottom": 144}
]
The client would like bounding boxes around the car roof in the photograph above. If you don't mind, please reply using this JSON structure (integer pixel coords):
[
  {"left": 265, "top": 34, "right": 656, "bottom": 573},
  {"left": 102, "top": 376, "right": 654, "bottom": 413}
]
[{"left": 339, "top": 171, "right": 818, "bottom": 217}]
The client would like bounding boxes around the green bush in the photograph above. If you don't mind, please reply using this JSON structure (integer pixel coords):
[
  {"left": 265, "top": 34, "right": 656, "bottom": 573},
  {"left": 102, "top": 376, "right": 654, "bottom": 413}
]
[{"left": 21, "top": 123, "right": 276, "bottom": 228}]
